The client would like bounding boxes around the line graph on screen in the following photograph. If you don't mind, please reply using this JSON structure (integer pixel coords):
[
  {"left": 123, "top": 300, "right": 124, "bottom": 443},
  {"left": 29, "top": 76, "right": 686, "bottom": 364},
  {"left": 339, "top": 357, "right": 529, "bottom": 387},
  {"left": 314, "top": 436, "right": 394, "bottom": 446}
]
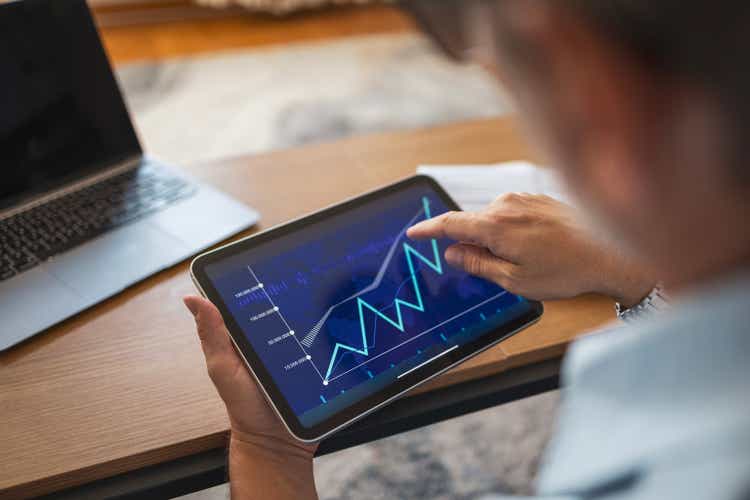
[
  {"left": 247, "top": 195, "right": 506, "bottom": 386},
  {"left": 318, "top": 196, "right": 444, "bottom": 382}
]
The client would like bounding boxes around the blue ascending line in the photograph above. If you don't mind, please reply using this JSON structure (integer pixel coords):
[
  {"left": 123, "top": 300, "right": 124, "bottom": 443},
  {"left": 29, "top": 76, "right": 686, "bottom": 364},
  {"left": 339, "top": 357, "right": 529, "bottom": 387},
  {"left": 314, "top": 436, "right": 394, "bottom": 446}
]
[
  {"left": 320, "top": 395, "right": 327, "bottom": 403},
  {"left": 323, "top": 196, "right": 443, "bottom": 382},
  {"left": 301, "top": 208, "right": 427, "bottom": 348},
  {"left": 327, "top": 275, "right": 413, "bottom": 377}
]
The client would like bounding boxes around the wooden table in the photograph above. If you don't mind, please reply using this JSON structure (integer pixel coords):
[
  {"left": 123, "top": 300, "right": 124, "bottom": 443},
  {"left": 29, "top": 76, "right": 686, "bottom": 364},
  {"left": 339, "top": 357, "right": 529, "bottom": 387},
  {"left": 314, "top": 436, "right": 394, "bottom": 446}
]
[{"left": 0, "top": 118, "right": 614, "bottom": 499}]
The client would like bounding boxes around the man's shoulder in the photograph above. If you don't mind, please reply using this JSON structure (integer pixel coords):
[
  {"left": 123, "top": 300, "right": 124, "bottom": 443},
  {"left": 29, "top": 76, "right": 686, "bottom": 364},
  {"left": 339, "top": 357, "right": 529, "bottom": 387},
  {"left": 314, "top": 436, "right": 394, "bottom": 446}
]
[
  {"left": 538, "top": 274, "right": 750, "bottom": 497},
  {"left": 565, "top": 273, "right": 750, "bottom": 386}
]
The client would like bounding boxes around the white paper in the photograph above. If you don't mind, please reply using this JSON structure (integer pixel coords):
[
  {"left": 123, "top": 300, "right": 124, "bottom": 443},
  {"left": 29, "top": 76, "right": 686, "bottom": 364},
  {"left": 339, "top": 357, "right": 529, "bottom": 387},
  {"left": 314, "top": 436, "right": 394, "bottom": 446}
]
[{"left": 417, "top": 161, "right": 571, "bottom": 212}]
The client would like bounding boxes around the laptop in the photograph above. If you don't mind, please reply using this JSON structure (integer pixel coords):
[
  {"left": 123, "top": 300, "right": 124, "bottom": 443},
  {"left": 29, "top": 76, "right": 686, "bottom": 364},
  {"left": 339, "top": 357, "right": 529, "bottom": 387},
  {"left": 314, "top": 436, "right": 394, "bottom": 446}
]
[{"left": 0, "top": 0, "right": 259, "bottom": 351}]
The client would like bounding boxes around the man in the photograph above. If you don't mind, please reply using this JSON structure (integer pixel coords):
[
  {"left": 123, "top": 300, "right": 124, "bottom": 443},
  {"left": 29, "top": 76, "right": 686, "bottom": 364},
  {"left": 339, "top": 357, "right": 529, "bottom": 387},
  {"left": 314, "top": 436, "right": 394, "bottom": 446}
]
[{"left": 183, "top": 1, "right": 750, "bottom": 498}]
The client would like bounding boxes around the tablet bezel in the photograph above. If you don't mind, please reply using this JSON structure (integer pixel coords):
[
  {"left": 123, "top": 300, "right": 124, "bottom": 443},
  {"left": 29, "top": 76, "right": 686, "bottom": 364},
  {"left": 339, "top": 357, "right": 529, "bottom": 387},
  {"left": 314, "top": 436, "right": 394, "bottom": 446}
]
[{"left": 190, "top": 175, "right": 543, "bottom": 442}]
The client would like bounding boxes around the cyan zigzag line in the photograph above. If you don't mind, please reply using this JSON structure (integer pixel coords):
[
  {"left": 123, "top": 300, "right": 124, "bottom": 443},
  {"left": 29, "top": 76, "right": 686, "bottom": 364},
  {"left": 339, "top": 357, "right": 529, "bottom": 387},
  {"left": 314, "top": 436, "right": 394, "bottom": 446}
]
[{"left": 323, "top": 196, "right": 442, "bottom": 382}]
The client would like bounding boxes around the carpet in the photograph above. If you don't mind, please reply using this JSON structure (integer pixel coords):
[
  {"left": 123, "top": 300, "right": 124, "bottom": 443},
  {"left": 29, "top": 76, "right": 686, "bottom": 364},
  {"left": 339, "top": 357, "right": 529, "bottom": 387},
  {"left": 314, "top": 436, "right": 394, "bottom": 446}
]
[
  {"left": 116, "top": 33, "right": 560, "bottom": 499},
  {"left": 117, "top": 33, "right": 511, "bottom": 165}
]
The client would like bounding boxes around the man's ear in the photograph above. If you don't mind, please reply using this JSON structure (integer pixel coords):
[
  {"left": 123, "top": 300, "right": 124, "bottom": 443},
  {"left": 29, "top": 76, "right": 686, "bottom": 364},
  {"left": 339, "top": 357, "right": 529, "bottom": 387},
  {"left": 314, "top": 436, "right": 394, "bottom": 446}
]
[
  {"left": 499, "top": 1, "right": 664, "bottom": 213},
  {"left": 562, "top": 36, "right": 659, "bottom": 215}
]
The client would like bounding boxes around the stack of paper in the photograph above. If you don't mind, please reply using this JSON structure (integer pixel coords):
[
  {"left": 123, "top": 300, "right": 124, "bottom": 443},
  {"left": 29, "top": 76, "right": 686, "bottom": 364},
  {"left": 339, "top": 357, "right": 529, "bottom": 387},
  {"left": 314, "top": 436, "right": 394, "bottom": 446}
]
[{"left": 417, "top": 161, "right": 571, "bottom": 212}]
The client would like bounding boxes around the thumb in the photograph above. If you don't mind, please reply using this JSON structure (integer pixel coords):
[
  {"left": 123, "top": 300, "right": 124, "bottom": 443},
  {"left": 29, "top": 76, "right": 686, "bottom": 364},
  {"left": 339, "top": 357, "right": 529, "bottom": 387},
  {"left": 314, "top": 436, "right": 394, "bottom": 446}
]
[
  {"left": 444, "top": 243, "right": 518, "bottom": 290},
  {"left": 183, "top": 295, "right": 235, "bottom": 359}
]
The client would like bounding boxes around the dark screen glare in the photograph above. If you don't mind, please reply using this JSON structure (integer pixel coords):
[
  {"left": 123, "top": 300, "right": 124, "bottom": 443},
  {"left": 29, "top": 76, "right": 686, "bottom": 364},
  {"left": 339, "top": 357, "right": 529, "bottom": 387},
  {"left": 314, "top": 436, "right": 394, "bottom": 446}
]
[{"left": 0, "top": 0, "right": 141, "bottom": 210}]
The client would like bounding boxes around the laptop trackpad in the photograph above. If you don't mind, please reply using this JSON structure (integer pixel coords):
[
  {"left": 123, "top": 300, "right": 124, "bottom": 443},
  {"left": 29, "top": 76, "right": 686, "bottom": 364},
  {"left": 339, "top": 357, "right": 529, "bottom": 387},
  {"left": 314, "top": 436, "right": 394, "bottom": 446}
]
[
  {"left": 45, "top": 221, "right": 189, "bottom": 302},
  {"left": 0, "top": 268, "right": 86, "bottom": 350}
]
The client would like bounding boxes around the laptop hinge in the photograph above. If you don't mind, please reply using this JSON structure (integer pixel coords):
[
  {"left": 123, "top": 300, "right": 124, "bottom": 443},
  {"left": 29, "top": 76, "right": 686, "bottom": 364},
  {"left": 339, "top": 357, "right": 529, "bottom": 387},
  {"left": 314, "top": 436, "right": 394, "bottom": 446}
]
[{"left": 0, "top": 156, "right": 143, "bottom": 222}]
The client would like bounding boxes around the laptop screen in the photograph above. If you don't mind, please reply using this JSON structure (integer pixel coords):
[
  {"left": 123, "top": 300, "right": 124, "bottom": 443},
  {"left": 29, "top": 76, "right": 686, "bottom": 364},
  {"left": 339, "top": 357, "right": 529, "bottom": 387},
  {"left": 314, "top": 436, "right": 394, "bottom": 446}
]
[{"left": 0, "top": 0, "right": 141, "bottom": 210}]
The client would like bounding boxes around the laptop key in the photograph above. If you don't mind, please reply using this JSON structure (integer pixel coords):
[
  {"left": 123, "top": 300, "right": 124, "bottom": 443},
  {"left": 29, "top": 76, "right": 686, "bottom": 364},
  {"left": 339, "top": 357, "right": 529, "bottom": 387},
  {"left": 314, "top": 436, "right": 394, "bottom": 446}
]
[
  {"left": 0, "top": 166, "right": 196, "bottom": 278},
  {"left": 0, "top": 268, "right": 16, "bottom": 281}
]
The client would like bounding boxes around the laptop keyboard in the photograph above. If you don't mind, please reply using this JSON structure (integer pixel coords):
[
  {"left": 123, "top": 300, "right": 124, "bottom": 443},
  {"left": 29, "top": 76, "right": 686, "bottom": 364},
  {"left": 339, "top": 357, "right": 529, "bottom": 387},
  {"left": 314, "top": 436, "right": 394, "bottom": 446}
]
[{"left": 0, "top": 165, "right": 196, "bottom": 282}]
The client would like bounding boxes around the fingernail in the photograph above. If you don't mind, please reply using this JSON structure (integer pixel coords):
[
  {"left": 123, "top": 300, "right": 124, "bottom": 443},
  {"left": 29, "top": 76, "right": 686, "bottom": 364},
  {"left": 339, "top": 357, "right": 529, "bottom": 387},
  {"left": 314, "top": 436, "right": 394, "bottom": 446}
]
[
  {"left": 445, "top": 246, "right": 464, "bottom": 266},
  {"left": 183, "top": 297, "right": 199, "bottom": 317}
]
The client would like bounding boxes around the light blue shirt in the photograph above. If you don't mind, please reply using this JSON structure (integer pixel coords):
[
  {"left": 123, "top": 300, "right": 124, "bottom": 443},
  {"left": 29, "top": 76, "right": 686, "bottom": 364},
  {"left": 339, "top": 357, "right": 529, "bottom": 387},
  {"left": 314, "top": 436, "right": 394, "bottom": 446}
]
[{"left": 487, "top": 275, "right": 750, "bottom": 500}]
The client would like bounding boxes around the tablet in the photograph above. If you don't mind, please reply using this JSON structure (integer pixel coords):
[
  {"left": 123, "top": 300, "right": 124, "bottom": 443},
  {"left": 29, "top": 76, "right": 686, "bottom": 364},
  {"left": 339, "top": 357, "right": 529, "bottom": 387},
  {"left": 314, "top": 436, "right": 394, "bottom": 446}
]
[{"left": 190, "top": 175, "right": 543, "bottom": 442}]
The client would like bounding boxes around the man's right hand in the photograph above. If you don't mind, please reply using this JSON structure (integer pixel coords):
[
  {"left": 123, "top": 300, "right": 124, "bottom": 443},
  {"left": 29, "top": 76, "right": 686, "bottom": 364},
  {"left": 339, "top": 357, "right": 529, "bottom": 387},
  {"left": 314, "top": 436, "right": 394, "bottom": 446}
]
[{"left": 408, "top": 193, "right": 654, "bottom": 307}]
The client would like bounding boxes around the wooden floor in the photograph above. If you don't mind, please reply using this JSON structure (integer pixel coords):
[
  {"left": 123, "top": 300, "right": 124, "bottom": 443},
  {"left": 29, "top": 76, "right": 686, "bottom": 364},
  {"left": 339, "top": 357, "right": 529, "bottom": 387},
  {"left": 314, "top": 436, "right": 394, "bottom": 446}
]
[{"left": 96, "top": 2, "right": 416, "bottom": 65}]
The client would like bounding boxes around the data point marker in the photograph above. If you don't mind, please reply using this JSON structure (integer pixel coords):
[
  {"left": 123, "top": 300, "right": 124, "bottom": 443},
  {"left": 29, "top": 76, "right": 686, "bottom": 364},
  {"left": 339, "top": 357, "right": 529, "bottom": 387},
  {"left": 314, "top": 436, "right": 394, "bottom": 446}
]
[
  {"left": 289, "top": 330, "right": 295, "bottom": 335},
  {"left": 306, "top": 355, "right": 311, "bottom": 360},
  {"left": 323, "top": 380, "right": 329, "bottom": 386}
]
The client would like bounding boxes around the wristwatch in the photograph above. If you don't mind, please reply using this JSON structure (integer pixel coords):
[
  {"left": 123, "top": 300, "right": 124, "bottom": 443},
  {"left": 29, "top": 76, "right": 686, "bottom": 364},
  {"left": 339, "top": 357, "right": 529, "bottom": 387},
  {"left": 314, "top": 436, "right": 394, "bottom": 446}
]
[{"left": 615, "top": 283, "right": 669, "bottom": 322}]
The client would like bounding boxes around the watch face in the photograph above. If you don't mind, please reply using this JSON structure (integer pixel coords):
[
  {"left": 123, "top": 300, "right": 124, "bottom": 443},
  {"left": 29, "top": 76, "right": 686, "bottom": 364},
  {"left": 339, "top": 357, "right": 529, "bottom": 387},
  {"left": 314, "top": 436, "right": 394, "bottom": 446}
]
[{"left": 616, "top": 285, "right": 667, "bottom": 322}]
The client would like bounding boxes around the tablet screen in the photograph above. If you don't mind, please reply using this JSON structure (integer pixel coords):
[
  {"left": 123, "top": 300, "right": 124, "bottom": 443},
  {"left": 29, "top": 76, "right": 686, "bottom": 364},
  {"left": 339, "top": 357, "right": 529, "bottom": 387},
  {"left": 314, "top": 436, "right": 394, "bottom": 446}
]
[{"left": 201, "top": 179, "right": 537, "bottom": 431}]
